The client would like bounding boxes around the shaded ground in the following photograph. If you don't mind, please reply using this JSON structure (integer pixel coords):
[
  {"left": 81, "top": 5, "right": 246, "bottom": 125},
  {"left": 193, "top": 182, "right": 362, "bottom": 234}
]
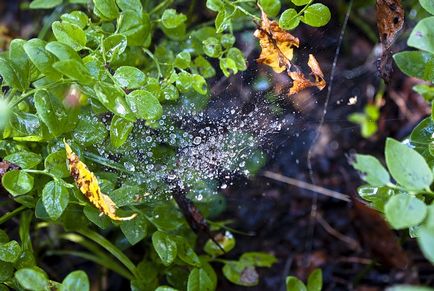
[{"left": 1, "top": 0, "right": 433, "bottom": 290}]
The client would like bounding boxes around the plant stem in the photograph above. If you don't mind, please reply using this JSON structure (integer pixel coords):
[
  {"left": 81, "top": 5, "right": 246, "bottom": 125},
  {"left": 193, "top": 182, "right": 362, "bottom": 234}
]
[
  {"left": 143, "top": 49, "right": 162, "bottom": 78},
  {"left": 77, "top": 228, "right": 138, "bottom": 278},
  {"left": 0, "top": 205, "right": 27, "bottom": 225}
]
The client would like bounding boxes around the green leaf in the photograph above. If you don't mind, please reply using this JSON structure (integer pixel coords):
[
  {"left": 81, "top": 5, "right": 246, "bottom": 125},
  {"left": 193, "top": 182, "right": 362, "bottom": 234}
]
[
  {"left": 206, "top": 0, "right": 224, "bottom": 12},
  {"left": 302, "top": 3, "right": 331, "bottom": 27},
  {"left": 420, "top": 0, "right": 434, "bottom": 14},
  {"left": 191, "top": 75, "right": 208, "bottom": 95},
  {"left": 353, "top": 154, "right": 390, "bottom": 186},
  {"left": 240, "top": 252, "right": 277, "bottom": 267},
  {"left": 2, "top": 170, "right": 34, "bottom": 196},
  {"left": 385, "top": 138, "right": 433, "bottom": 191},
  {"left": 393, "top": 51, "right": 434, "bottom": 82},
  {"left": 29, "top": 0, "right": 62, "bottom": 9},
  {"left": 219, "top": 57, "right": 238, "bottom": 77},
  {"left": 174, "top": 52, "right": 191, "bottom": 69},
  {"left": 408, "top": 16, "right": 434, "bottom": 54},
  {"left": 4, "top": 151, "right": 41, "bottom": 169},
  {"left": 46, "top": 41, "right": 81, "bottom": 62},
  {"left": 52, "top": 21, "right": 87, "bottom": 51},
  {"left": 194, "top": 56, "right": 215, "bottom": 78},
  {"left": 385, "top": 193, "right": 427, "bottom": 229},
  {"left": 162, "top": 9, "right": 187, "bottom": 29},
  {"left": 0, "top": 56, "right": 27, "bottom": 91},
  {"left": 83, "top": 206, "right": 112, "bottom": 229},
  {"left": 291, "top": 0, "right": 310, "bottom": 5},
  {"left": 53, "top": 59, "right": 93, "bottom": 84},
  {"left": 116, "top": 0, "right": 142, "bottom": 13},
  {"left": 259, "top": 0, "right": 281, "bottom": 17},
  {"left": 60, "top": 271, "right": 90, "bottom": 291},
  {"left": 94, "top": 82, "right": 135, "bottom": 121},
  {"left": 72, "top": 114, "right": 107, "bottom": 146},
  {"left": 23, "top": 39, "right": 60, "bottom": 81},
  {"left": 0, "top": 261, "right": 14, "bottom": 282},
  {"left": 413, "top": 84, "right": 434, "bottom": 101},
  {"left": 161, "top": 84, "right": 179, "bottom": 101},
  {"left": 187, "top": 268, "right": 213, "bottom": 291},
  {"left": 117, "top": 11, "right": 151, "bottom": 46},
  {"left": 175, "top": 237, "right": 201, "bottom": 267},
  {"left": 34, "top": 90, "right": 79, "bottom": 136},
  {"left": 286, "top": 276, "right": 307, "bottom": 291},
  {"left": 8, "top": 39, "right": 31, "bottom": 89},
  {"left": 103, "top": 34, "right": 128, "bottom": 62},
  {"left": 15, "top": 268, "right": 49, "bottom": 291},
  {"left": 387, "top": 286, "right": 434, "bottom": 291},
  {"left": 215, "top": 10, "right": 232, "bottom": 33},
  {"left": 113, "top": 66, "right": 146, "bottom": 89},
  {"left": 204, "top": 233, "right": 235, "bottom": 256},
  {"left": 202, "top": 37, "right": 222, "bottom": 58},
  {"left": 222, "top": 262, "right": 258, "bottom": 287},
  {"left": 307, "top": 269, "right": 322, "bottom": 291},
  {"left": 120, "top": 214, "right": 147, "bottom": 245},
  {"left": 152, "top": 231, "right": 177, "bottom": 266},
  {"left": 93, "top": 0, "right": 119, "bottom": 21},
  {"left": 126, "top": 90, "right": 163, "bottom": 120},
  {"left": 227, "top": 47, "right": 247, "bottom": 71},
  {"left": 0, "top": 241, "right": 22, "bottom": 263},
  {"left": 221, "top": 34, "right": 235, "bottom": 49},
  {"left": 110, "top": 116, "right": 133, "bottom": 148},
  {"left": 418, "top": 225, "right": 434, "bottom": 265},
  {"left": 45, "top": 150, "right": 69, "bottom": 178},
  {"left": 155, "top": 287, "right": 178, "bottom": 291},
  {"left": 42, "top": 181, "right": 69, "bottom": 220},
  {"left": 279, "top": 9, "right": 301, "bottom": 30},
  {"left": 60, "top": 11, "right": 89, "bottom": 29}
]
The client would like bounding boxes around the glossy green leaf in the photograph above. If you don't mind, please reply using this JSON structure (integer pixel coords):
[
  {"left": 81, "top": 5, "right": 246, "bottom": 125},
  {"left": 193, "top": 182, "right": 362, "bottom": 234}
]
[
  {"left": 161, "top": 84, "right": 179, "bottom": 101},
  {"left": 259, "top": 0, "right": 281, "bottom": 17},
  {"left": 0, "top": 57, "right": 27, "bottom": 91},
  {"left": 60, "top": 271, "right": 90, "bottom": 291},
  {"left": 0, "top": 240, "right": 21, "bottom": 263},
  {"left": 52, "top": 21, "right": 87, "bottom": 51},
  {"left": 152, "top": 231, "right": 177, "bottom": 266},
  {"left": 307, "top": 269, "right": 322, "bottom": 291},
  {"left": 408, "top": 17, "right": 434, "bottom": 54},
  {"left": 240, "top": 252, "right": 277, "bottom": 267},
  {"left": 110, "top": 116, "right": 134, "bottom": 148},
  {"left": 113, "top": 66, "right": 146, "bottom": 89},
  {"left": 60, "top": 11, "right": 89, "bottom": 29},
  {"left": 117, "top": 11, "right": 151, "bottom": 46},
  {"left": 302, "top": 3, "right": 331, "bottom": 27},
  {"left": 103, "top": 34, "right": 128, "bottom": 62},
  {"left": 353, "top": 154, "right": 390, "bottom": 186},
  {"left": 8, "top": 39, "right": 31, "bottom": 89},
  {"left": 206, "top": 0, "right": 224, "bottom": 12},
  {"left": 204, "top": 233, "right": 235, "bottom": 256},
  {"left": 385, "top": 138, "right": 433, "bottom": 191},
  {"left": 42, "top": 181, "right": 69, "bottom": 220},
  {"left": 393, "top": 51, "right": 434, "bottom": 82},
  {"left": 215, "top": 10, "right": 231, "bottom": 33},
  {"left": 46, "top": 41, "right": 82, "bottom": 62},
  {"left": 387, "top": 286, "right": 434, "bottom": 291},
  {"left": 2, "top": 170, "right": 34, "bottom": 196},
  {"left": 53, "top": 59, "right": 93, "bottom": 85},
  {"left": 286, "top": 276, "right": 307, "bottom": 291},
  {"left": 385, "top": 193, "right": 427, "bottom": 229},
  {"left": 219, "top": 57, "right": 238, "bottom": 77},
  {"left": 194, "top": 56, "right": 216, "bottom": 78},
  {"left": 220, "top": 34, "right": 235, "bottom": 49},
  {"left": 72, "top": 114, "right": 107, "bottom": 146},
  {"left": 162, "top": 9, "right": 187, "bottom": 29},
  {"left": 291, "top": 0, "right": 310, "bottom": 5},
  {"left": 45, "top": 150, "right": 69, "bottom": 178},
  {"left": 126, "top": 90, "right": 162, "bottom": 120},
  {"left": 83, "top": 206, "right": 112, "bottom": 229},
  {"left": 4, "top": 151, "right": 41, "bottom": 169},
  {"left": 227, "top": 47, "right": 247, "bottom": 71},
  {"left": 0, "top": 261, "right": 14, "bottom": 282},
  {"left": 174, "top": 52, "right": 191, "bottom": 69},
  {"left": 93, "top": 0, "right": 119, "bottom": 21},
  {"left": 23, "top": 39, "right": 60, "bottom": 81},
  {"left": 29, "top": 0, "right": 62, "bottom": 9},
  {"left": 187, "top": 268, "right": 213, "bottom": 291},
  {"left": 191, "top": 74, "right": 208, "bottom": 95},
  {"left": 34, "top": 90, "right": 79, "bottom": 136},
  {"left": 202, "top": 37, "right": 222, "bottom": 58},
  {"left": 175, "top": 237, "right": 200, "bottom": 267},
  {"left": 120, "top": 214, "right": 148, "bottom": 245},
  {"left": 279, "top": 9, "right": 301, "bottom": 30},
  {"left": 116, "top": 0, "right": 142, "bottom": 13},
  {"left": 15, "top": 268, "right": 49, "bottom": 291},
  {"left": 222, "top": 262, "right": 258, "bottom": 287},
  {"left": 94, "top": 82, "right": 135, "bottom": 121},
  {"left": 420, "top": 0, "right": 434, "bottom": 14}
]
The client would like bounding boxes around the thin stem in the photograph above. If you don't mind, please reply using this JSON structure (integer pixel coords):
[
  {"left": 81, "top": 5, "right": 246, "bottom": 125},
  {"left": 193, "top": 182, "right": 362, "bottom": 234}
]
[
  {"left": 149, "top": 0, "right": 174, "bottom": 15},
  {"left": 0, "top": 205, "right": 27, "bottom": 225},
  {"left": 143, "top": 49, "right": 162, "bottom": 78},
  {"left": 222, "top": 0, "right": 260, "bottom": 21},
  {"left": 21, "top": 169, "right": 74, "bottom": 188},
  {"left": 77, "top": 228, "right": 138, "bottom": 278},
  {"left": 46, "top": 250, "right": 133, "bottom": 280}
]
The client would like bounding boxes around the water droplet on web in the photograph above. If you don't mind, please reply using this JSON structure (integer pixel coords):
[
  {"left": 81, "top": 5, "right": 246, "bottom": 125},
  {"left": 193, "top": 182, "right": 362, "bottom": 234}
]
[
  {"left": 221, "top": 183, "right": 227, "bottom": 189},
  {"left": 124, "top": 162, "right": 135, "bottom": 172},
  {"left": 193, "top": 136, "right": 202, "bottom": 145}
]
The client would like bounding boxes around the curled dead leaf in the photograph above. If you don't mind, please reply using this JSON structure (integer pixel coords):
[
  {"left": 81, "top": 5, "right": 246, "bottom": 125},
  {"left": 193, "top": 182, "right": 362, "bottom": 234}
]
[
  {"left": 254, "top": 7, "right": 326, "bottom": 95},
  {"left": 64, "top": 140, "right": 136, "bottom": 221}
]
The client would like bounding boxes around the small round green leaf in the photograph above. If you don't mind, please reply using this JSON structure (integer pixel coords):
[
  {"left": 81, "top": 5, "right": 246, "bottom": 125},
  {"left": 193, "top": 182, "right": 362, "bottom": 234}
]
[
  {"left": 152, "top": 231, "right": 177, "bottom": 266},
  {"left": 15, "top": 268, "right": 49, "bottom": 291},
  {"left": 393, "top": 51, "right": 434, "bottom": 82},
  {"left": 162, "top": 9, "right": 187, "bottom": 29},
  {"left": 307, "top": 269, "right": 322, "bottom": 291},
  {"left": 279, "top": 9, "right": 301, "bottom": 30},
  {"left": 2, "top": 170, "right": 34, "bottom": 196},
  {"left": 385, "top": 193, "right": 427, "bottom": 229},
  {"left": 302, "top": 3, "right": 331, "bottom": 27},
  {"left": 52, "top": 21, "right": 86, "bottom": 51},
  {"left": 113, "top": 66, "right": 146, "bottom": 89},
  {"left": 0, "top": 261, "right": 14, "bottom": 282},
  {"left": 187, "top": 268, "right": 213, "bottom": 291},
  {"left": 0, "top": 240, "right": 22, "bottom": 263},
  {"left": 286, "top": 276, "right": 307, "bottom": 291},
  {"left": 44, "top": 150, "right": 69, "bottom": 178},
  {"left": 202, "top": 37, "right": 222, "bottom": 58},
  {"left": 126, "top": 90, "right": 163, "bottom": 120},
  {"left": 42, "top": 181, "right": 69, "bottom": 220},
  {"left": 353, "top": 154, "right": 390, "bottom": 187},
  {"left": 60, "top": 270, "right": 90, "bottom": 291},
  {"left": 120, "top": 214, "right": 147, "bottom": 245},
  {"left": 408, "top": 17, "right": 434, "bottom": 54},
  {"left": 4, "top": 151, "right": 41, "bottom": 169},
  {"left": 222, "top": 262, "right": 258, "bottom": 287},
  {"left": 259, "top": 0, "right": 281, "bottom": 17}
]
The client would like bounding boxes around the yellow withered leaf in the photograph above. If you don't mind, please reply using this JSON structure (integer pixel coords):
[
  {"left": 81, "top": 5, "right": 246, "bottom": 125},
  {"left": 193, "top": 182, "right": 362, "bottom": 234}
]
[
  {"left": 254, "top": 8, "right": 299, "bottom": 73},
  {"left": 254, "top": 8, "right": 326, "bottom": 95},
  {"left": 64, "top": 140, "right": 136, "bottom": 221}
]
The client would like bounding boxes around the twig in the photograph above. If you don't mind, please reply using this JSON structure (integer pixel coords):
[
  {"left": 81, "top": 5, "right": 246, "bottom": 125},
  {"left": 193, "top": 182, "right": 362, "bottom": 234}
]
[
  {"left": 316, "top": 213, "right": 360, "bottom": 251},
  {"left": 262, "top": 171, "right": 350, "bottom": 202}
]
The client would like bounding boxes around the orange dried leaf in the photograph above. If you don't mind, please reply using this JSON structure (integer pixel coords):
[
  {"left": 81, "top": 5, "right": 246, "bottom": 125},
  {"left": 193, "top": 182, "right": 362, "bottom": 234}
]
[
  {"left": 64, "top": 140, "right": 136, "bottom": 221},
  {"left": 254, "top": 9, "right": 299, "bottom": 73},
  {"left": 288, "top": 55, "right": 326, "bottom": 95}
]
